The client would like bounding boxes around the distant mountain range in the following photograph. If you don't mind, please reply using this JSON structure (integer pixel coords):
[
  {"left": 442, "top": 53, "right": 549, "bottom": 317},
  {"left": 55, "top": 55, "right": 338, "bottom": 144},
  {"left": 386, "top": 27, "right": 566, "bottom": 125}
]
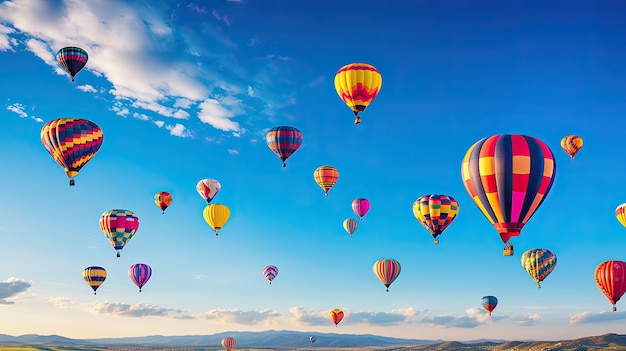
[{"left": 0, "top": 331, "right": 625, "bottom": 350}]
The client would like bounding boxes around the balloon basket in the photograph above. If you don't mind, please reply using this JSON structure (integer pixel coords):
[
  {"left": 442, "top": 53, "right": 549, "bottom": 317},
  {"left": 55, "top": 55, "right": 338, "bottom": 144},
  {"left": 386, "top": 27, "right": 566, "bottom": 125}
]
[{"left": 503, "top": 248, "right": 514, "bottom": 256}]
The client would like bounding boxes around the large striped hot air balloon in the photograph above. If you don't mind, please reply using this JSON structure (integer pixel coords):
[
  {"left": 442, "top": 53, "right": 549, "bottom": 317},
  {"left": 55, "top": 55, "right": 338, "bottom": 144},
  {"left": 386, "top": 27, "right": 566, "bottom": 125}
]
[
  {"left": 481, "top": 295, "right": 498, "bottom": 315},
  {"left": 520, "top": 248, "right": 557, "bottom": 288},
  {"left": 343, "top": 218, "right": 359, "bottom": 237},
  {"left": 594, "top": 260, "right": 626, "bottom": 312},
  {"left": 313, "top": 165, "right": 339, "bottom": 196},
  {"left": 262, "top": 265, "right": 279, "bottom": 284},
  {"left": 129, "top": 263, "right": 152, "bottom": 292},
  {"left": 40, "top": 118, "right": 103, "bottom": 186},
  {"left": 461, "top": 134, "right": 556, "bottom": 256},
  {"left": 83, "top": 266, "right": 106, "bottom": 295},
  {"left": 203, "top": 204, "right": 231, "bottom": 236},
  {"left": 412, "top": 194, "right": 459, "bottom": 244},
  {"left": 154, "top": 191, "right": 172, "bottom": 214},
  {"left": 221, "top": 337, "right": 236, "bottom": 351},
  {"left": 560, "top": 135, "right": 583, "bottom": 160},
  {"left": 196, "top": 179, "right": 221, "bottom": 204},
  {"left": 373, "top": 258, "right": 401, "bottom": 292},
  {"left": 265, "top": 126, "right": 303, "bottom": 167},
  {"left": 56, "top": 46, "right": 88, "bottom": 82},
  {"left": 329, "top": 308, "right": 344, "bottom": 326},
  {"left": 334, "top": 63, "right": 382, "bottom": 124},
  {"left": 99, "top": 209, "right": 140, "bottom": 257}
]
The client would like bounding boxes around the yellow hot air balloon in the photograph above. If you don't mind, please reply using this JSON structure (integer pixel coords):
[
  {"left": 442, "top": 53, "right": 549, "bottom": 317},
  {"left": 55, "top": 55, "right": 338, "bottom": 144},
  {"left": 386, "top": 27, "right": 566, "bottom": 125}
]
[
  {"left": 203, "top": 204, "right": 231, "bottom": 236},
  {"left": 313, "top": 165, "right": 339, "bottom": 196},
  {"left": 616, "top": 204, "right": 626, "bottom": 228},
  {"left": 334, "top": 63, "right": 382, "bottom": 124},
  {"left": 560, "top": 135, "right": 583, "bottom": 160}
]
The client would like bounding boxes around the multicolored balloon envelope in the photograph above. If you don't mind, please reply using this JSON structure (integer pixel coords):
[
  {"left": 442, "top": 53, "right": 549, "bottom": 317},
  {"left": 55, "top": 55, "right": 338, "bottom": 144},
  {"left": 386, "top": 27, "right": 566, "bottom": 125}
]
[
  {"left": 343, "top": 218, "right": 359, "bottom": 237},
  {"left": 481, "top": 295, "right": 498, "bottom": 315},
  {"left": 262, "top": 265, "right": 279, "bottom": 284},
  {"left": 616, "top": 204, "right": 626, "bottom": 228},
  {"left": 520, "top": 248, "right": 557, "bottom": 288},
  {"left": 40, "top": 118, "right": 103, "bottom": 186},
  {"left": 221, "top": 337, "right": 236, "bottom": 351},
  {"left": 265, "top": 126, "right": 303, "bottom": 167},
  {"left": 461, "top": 134, "right": 556, "bottom": 255},
  {"left": 203, "top": 204, "right": 231, "bottom": 235},
  {"left": 129, "top": 263, "right": 152, "bottom": 292},
  {"left": 83, "top": 266, "right": 106, "bottom": 295},
  {"left": 329, "top": 308, "right": 344, "bottom": 326},
  {"left": 594, "top": 260, "right": 626, "bottom": 311},
  {"left": 154, "top": 191, "right": 172, "bottom": 214},
  {"left": 99, "top": 209, "right": 140, "bottom": 257},
  {"left": 56, "top": 46, "right": 88, "bottom": 82},
  {"left": 352, "top": 198, "right": 370, "bottom": 220},
  {"left": 314, "top": 165, "right": 339, "bottom": 196},
  {"left": 560, "top": 135, "right": 583, "bottom": 160},
  {"left": 373, "top": 258, "right": 401, "bottom": 292},
  {"left": 334, "top": 63, "right": 382, "bottom": 124},
  {"left": 196, "top": 179, "right": 221, "bottom": 204},
  {"left": 412, "top": 194, "right": 459, "bottom": 244}
]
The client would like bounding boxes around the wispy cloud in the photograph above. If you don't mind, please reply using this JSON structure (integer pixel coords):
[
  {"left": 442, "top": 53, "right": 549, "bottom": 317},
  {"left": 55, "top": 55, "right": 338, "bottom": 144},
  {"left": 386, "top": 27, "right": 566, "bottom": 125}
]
[
  {"left": 77, "top": 84, "right": 97, "bottom": 93},
  {"left": 187, "top": 3, "right": 207, "bottom": 15},
  {"left": 570, "top": 311, "right": 626, "bottom": 324},
  {"left": 0, "top": 23, "right": 16, "bottom": 50},
  {"left": 6, "top": 102, "right": 43, "bottom": 122},
  {"left": 227, "top": 149, "right": 239, "bottom": 155},
  {"left": 212, "top": 9, "right": 230, "bottom": 26},
  {"left": 0, "top": 277, "right": 32, "bottom": 304},
  {"left": 166, "top": 123, "right": 193, "bottom": 138}
]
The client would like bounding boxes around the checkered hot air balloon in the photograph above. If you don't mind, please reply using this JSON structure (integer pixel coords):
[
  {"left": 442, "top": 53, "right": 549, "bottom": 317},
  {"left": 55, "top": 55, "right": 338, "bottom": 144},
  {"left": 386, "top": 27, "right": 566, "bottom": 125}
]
[
  {"left": 40, "top": 118, "right": 103, "bottom": 186},
  {"left": 129, "top": 263, "right": 152, "bottom": 292},
  {"left": 520, "top": 248, "right": 557, "bottom": 288},
  {"left": 594, "top": 260, "right": 626, "bottom": 312},
  {"left": 560, "top": 135, "right": 583, "bottom": 160},
  {"left": 313, "top": 165, "right": 339, "bottom": 196},
  {"left": 99, "top": 209, "right": 140, "bottom": 257},
  {"left": 461, "top": 134, "right": 556, "bottom": 256},
  {"left": 265, "top": 126, "right": 303, "bottom": 167},
  {"left": 221, "top": 337, "right": 236, "bottom": 351},
  {"left": 412, "top": 194, "right": 459, "bottom": 244},
  {"left": 83, "top": 266, "right": 106, "bottom": 295},
  {"left": 56, "top": 46, "right": 88, "bottom": 82},
  {"left": 373, "top": 258, "right": 401, "bottom": 292},
  {"left": 262, "top": 265, "right": 279, "bottom": 284},
  {"left": 334, "top": 63, "right": 382, "bottom": 124}
]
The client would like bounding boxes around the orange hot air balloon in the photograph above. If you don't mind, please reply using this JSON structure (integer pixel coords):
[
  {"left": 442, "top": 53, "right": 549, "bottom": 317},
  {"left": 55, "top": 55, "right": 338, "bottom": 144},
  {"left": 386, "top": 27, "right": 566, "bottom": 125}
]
[
  {"left": 595, "top": 260, "right": 626, "bottom": 312},
  {"left": 313, "top": 165, "right": 339, "bottom": 196},
  {"left": 154, "top": 191, "right": 172, "bottom": 214},
  {"left": 334, "top": 63, "right": 382, "bottom": 124},
  {"left": 329, "top": 308, "right": 344, "bottom": 326}
]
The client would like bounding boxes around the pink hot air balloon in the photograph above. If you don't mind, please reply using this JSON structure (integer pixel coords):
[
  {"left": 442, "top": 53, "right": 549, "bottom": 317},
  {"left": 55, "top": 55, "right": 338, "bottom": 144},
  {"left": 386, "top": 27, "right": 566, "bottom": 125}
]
[
  {"left": 222, "top": 337, "right": 236, "bottom": 351},
  {"left": 128, "top": 263, "right": 152, "bottom": 292},
  {"left": 262, "top": 265, "right": 279, "bottom": 284},
  {"left": 352, "top": 198, "right": 370, "bottom": 220}
]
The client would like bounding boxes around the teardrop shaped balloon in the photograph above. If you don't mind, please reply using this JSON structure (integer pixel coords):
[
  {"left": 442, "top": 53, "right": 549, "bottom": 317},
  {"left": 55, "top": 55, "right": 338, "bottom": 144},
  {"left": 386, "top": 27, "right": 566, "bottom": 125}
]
[
  {"left": 203, "top": 204, "right": 231, "bottom": 236},
  {"left": 56, "top": 46, "right": 88, "bottom": 82},
  {"left": 196, "top": 179, "right": 221, "bottom": 204},
  {"left": 616, "top": 204, "right": 626, "bottom": 228},
  {"left": 221, "top": 337, "right": 236, "bottom": 351},
  {"left": 314, "top": 165, "right": 339, "bottom": 196},
  {"left": 412, "top": 194, "right": 459, "bottom": 244},
  {"left": 352, "top": 198, "right": 370, "bottom": 220},
  {"left": 154, "top": 191, "right": 172, "bottom": 214},
  {"left": 83, "top": 266, "right": 106, "bottom": 295},
  {"left": 99, "top": 209, "right": 140, "bottom": 257},
  {"left": 262, "top": 265, "right": 279, "bottom": 284},
  {"left": 594, "top": 260, "right": 626, "bottom": 312},
  {"left": 343, "top": 218, "right": 359, "bottom": 237},
  {"left": 41, "top": 118, "right": 103, "bottom": 186},
  {"left": 334, "top": 63, "right": 382, "bottom": 124},
  {"left": 481, "top": 295, "right": 498, "bottom": 315},
  {"left": 520, "top": 248, "right": 557, "bottom": 288},
  {"left": 373, "top": 258, "right": 401, "bottom": 292},
  {"left": 560, "top": 135, "right": 583, "bottom": 160},
  {"left": 265, "top": 126, "right": 303, "bottom": 167},
  {"left": 329, "top": 308, "right": 344, "bottom": 326},
  {"left": 128, "top": 263, "right": 152, "bottom": 292},
  {"left": 461, "top": 134, "right": 556, "bottom": 255}
]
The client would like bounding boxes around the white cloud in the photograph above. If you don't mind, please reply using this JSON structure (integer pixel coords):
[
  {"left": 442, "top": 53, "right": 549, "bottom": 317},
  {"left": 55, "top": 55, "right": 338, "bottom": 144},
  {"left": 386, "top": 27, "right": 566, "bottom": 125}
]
[
  {"left": 198, "top": 98, "right": 240, "bottom": 132},
  {"left": 133, "top": 112, "right": 150, "bottom": 121},
  {"left": 153, "top": 120, "right": 164, "bottom": 128},
  {"left": 247, "top": 85, "right": 254, "bottom": 96},
  {"left": 227, "top": 149, "right": 239, "bottom": 155},
  {"left": 77, "top": 84, "right": 97, "bottom": 93},
  {"left": 7, "top": 102, "right": 27, "bottom": 117},
  {"left": 166, "top": 123, "right": 192, "bottom": 138},
  {"left": 570, "top": 311, "right": 626, "bottom": 324},
  {"left": 0, "top": 277, "right": 32, "bottom": 304},
  {"left": 0, "top": 23, "right": 15, "bottom": 50},
  {"left": 174, "top": 98, "right": 193, "bottom": 109},
  {"left": 32, "top": 116, "right": 43, "bottom": 122}
]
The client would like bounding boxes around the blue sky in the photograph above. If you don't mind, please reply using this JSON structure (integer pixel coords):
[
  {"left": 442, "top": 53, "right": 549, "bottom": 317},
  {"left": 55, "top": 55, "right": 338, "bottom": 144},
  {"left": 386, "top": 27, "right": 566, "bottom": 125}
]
[{"left": 1, "top": 0, "right": 626, "bottom": 342}]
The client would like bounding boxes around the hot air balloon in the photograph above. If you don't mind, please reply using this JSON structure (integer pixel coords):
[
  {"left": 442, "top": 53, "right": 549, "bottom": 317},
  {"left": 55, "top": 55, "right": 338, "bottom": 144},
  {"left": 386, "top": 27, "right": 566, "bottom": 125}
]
[
  {"left": 262, "top": 265, "right": 279, "bottom": 284},
  {"left": 560, "top": 135, "right": 583, "bottom": 160},
  {"left": 334, "top": 63, "right": 382, "bottom": 124},
  {"left": 352, "top": 198, "right": 370, "bottom": 220},
  {"left": 310, "top": 336, "right": 317, "bottom": 344},
  {"left": 99, "top": 209, "right": 139, "bottom": 257},
  {"left": 373, "top": 258, "right": 401, "bottom": 292},
  {"left": 329, "top": 308, "right": 344, "bottom": 326},
  {"left": 594, "top": 260, "right": 626, "bottom": 311},
  {"left": 56, "top": 46, "right": 88, "bottom": 82},
  {"left": 481, "top": 295, "right": 498, "bottom": 315},
  {"left": 203, "top": 204, "right": 231, "bottom": 235},
  {"left": 343, "top": 218, "right": 359, "bottom": 237},
  {"left": 221, "top": 337, "right": 236, "bottom": 351},
  {"left": 412, "top": 194, "right": 459, "bottom": 244},
  {"left": 154, "top": 191, "right": 172, "bottom": 214},
  {"left": 314, "top": 165, "right": 339, "bottom": 196},
  {"left": 40, "top": 118, "right": 103, "bottom": 186},
  {"left": 83, "top": 266, "right": 106, "bottom": 295},
  {"left": 265, "top": 126, "right": 303, "bottom": 167},
  {"left": 129, "top": 263, "right": 152, "bottom": 292},
  {"left": 196, "top": 179, "right": 221, "bottom": 203},
  {"left": 616, "top": 204, "right": 626, "bottom": 228},
  {"left": 520, "top": 248, "right": 557, "bottom": 288},
  {"left": 461, "top": 134, "right": 557, "bottom": 256}
]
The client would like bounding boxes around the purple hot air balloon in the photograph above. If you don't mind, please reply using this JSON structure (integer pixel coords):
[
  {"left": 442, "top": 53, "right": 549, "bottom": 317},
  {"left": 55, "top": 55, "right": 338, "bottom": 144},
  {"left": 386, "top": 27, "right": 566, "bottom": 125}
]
[{"left": 129, "top": 263, "right": 152, "bottom": 292}]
